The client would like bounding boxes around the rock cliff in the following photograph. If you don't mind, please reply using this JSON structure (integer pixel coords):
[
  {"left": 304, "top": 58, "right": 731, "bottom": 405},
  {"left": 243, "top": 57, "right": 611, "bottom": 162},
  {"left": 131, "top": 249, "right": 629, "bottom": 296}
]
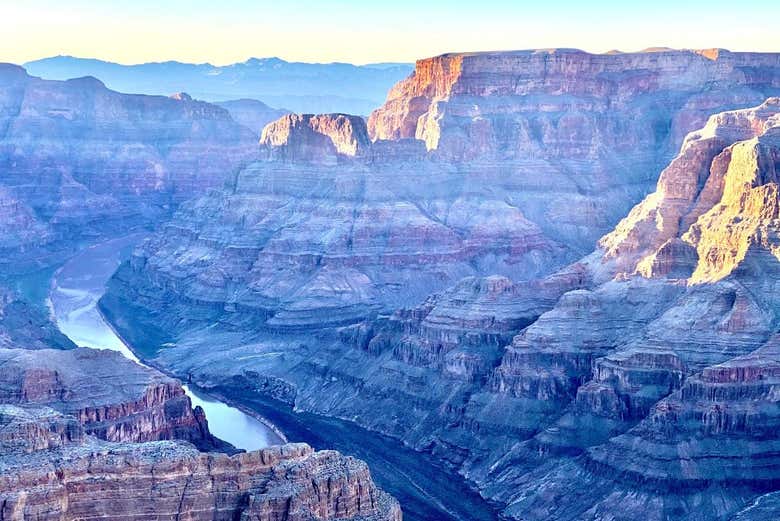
[
  {"left": 368, "top": 49, "right": 780, "bottom": 156},
  {"left": 0, "top": 64, "right": 257, "bottom": 272},
  {"left": 260, "top": 112, "right": 371, "bottom": 161},
  {"left": 0, "top": 412, "right": 400, "bottom": 521},
  {"left": 479, "top": 98, "right": 780, "bottom": 519},
  {"left": 0, "top": 314, "right": 399, "bottom": 520},
  {"left": 104, "top": 78, "right": 780, "bottom": 520},
  {"left": 367, "top": 48, "right": 780, "bottom": 251},
  {"left": 0, "top": 347, "right": 224, "bottom": 450}
]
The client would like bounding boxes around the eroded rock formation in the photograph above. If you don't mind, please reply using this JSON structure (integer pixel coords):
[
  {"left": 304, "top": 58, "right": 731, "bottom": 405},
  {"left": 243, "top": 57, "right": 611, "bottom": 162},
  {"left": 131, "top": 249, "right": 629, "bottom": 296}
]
[
  {"left": 103, "top": 75, "right": 780, "bottom": 520},
  {"left": 0, "top": 308, "right": 399, "bottom": 520},
  {"left": 0, "top": 347, "right": 224, "bottom": 450},
  {"left": 0, "top": 64, "right": 257, "bottom": 272},
  {"left": 0, "top": 413, "right": 400, "bottom": 521},
  {"left": 260, "top": 112, "right": 371, "bottom": 161},
  {"left": 479, "top": 98, "right": 780, "bottom": 519}
]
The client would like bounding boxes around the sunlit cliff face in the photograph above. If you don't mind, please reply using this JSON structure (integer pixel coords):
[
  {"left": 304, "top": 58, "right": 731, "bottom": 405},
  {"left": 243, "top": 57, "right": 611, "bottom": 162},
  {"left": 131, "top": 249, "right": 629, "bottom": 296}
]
[{"left": 601, "top": 98, "right": 780, "bottom": 284}]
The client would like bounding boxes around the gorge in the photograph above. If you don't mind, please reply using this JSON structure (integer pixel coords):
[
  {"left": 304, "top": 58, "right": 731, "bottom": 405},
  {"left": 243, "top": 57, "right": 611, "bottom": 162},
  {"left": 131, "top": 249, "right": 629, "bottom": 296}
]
[{"left": 1, "top": 46, "right": 780, "bottom": 520}]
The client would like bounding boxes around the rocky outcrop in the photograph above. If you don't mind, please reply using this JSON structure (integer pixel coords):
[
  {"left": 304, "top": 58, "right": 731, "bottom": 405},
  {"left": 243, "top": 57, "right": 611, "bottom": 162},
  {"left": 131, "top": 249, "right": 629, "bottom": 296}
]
[
  {"left": 601, "top": 97, "right": 780, "bottom": 278},
  {"left": 476, "top": 99, "right": 780, "bottom": 519},
  {"left": 0, "top": 63, "right": 258, "bottom": 272},
  {"left": 111, "top": 125, "right": 566, "bottom": 337},
  {"left": 0, "top": 347, "right": 225, "bottom": 451},
  {"left": 0, "top": 287, "right": 75, "bottom": 350},
  {"left": 366, "top": 49, "right": 780, "bottom": 251},
  {"left": 0, "top": 304, "right": 400, "bottom": 520},
  {"left": 260, "top": 113, "right": 371, "bottom": 161},
  {"left": 0, "top": 411, "right": 401, "bottom": 521},
  {"left": 368, "top": 49, "right": 780, "bottom": 157}
]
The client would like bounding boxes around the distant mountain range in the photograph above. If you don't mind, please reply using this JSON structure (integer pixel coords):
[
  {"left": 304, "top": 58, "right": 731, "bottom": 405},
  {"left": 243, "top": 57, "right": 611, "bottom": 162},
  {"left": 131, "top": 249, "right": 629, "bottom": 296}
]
[{"left": 23, "top": 56, "right": 414, "bottom": 115}]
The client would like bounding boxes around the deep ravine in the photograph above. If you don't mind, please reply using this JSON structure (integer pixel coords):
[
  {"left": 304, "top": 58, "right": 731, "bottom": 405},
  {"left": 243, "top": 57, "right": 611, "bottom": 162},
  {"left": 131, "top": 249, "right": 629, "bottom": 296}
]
[{"left": 49, "top": 235, "right": 501, "bottom": 521}]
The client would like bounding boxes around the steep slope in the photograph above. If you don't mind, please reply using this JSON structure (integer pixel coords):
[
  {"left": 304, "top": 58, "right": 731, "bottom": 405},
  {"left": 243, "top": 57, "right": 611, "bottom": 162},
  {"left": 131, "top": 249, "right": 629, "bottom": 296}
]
[
  {"left": 0, "top": 412, "right": 400, "bottom": 521},
  {"left": 0, "top": 63, "right": 257, "bottom": 272},
  {"left": 368, "top": 48, "right": 780, "bottom": 250},
  {"left": 0, "top": 307, "right": 400, "bottom": 520},
  {"left": 0, "top": 347, "right": 224, "bottom": 450},
  {"left": 0, "top": 286, "right": 75, "bottom": 350},
  {"left": 481, "top": 98, "right": 780, "bottom": 519},
  {"left": 105, "top": 86, "right": 780, "bottom": 520},
  {"left": 108, "top": 110, "right": 564, "bottom": 336},
  {"left": 23, "top": 55, "right": 414, "bottom": 114}
]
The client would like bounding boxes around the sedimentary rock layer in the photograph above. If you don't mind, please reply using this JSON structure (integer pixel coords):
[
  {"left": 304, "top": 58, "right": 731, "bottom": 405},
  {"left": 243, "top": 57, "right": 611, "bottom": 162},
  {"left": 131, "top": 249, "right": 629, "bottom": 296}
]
[
  {"left": 0, "top": 347, "right": 224, "bottom": 450},
  {"left": 0, "top": 63, "right": 257, "bottom": 271},
  {"left": 0, "top": 412, "right": 401, "bottom": 521},
  {"left": 0, "top": 320, "right": 399, "bottom": 520},
  {"left": 480, "top": 98, "right": 780, "bottom": 519},
  {"left": 105, "top": 90, "right": 780, "bottom": 520}
]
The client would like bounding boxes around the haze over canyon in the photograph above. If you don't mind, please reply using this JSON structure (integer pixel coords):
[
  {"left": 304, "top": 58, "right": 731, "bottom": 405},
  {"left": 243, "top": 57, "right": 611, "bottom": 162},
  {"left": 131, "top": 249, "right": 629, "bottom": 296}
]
[{"left": 0, "top": 32, "right": 779, "bottom": 521}]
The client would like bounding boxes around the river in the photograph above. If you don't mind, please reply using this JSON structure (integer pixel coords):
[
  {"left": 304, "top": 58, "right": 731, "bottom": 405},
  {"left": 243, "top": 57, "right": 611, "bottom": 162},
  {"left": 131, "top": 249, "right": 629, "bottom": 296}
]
[
  {"left": 48, "top": 234, "right": 284, "bottom": 451},
  {"left": 49, "top": 236, "right": 500, "bottom": 521}
]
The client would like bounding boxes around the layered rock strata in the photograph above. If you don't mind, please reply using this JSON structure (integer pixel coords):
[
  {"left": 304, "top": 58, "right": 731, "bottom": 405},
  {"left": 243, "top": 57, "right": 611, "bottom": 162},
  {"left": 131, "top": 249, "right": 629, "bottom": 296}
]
[
  {"left": 0, "top": 412, "right": 401, "bottom": 521},
  {"left": 480, "top": 98, "right": 780, "bottom": 518},
  {"left": 368, "top": 48, "right": 780, "bottom": 250},
  {"left": 0, "top": 318, "right": 399, "bottom": 520},
  {"left": 0, "top": 64, "right": 257, "bottom": 272},
  {"left": 0, "top": 347, "right": 224, "bottom": 450},
  {"left": 105, "top": 90, "right": 780, "bottom": 520}
]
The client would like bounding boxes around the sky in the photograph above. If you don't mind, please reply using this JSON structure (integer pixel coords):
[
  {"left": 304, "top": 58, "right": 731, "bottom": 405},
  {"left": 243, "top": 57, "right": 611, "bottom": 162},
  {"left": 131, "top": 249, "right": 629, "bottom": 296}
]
[{"left": 1, "top": 0, "right": 779, "bottom": 65}]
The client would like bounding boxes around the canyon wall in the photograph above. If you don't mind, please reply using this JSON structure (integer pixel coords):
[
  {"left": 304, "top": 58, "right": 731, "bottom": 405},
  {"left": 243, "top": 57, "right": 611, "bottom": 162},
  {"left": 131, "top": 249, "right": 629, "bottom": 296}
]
[
  {"left": 0, "top": 411, "right": 400, "bottom": 521},
  {"left": 103, "top": 49, "right": 780, "bottom": 520},
  {"left": 0, "top": 307, "right": 400, "bottom": 520},
  {"left": 0, "top": 64, "right": 257, "bottom": 272},
  {"left": 0, "top": 347, "right": 225, "bottom": 450}
]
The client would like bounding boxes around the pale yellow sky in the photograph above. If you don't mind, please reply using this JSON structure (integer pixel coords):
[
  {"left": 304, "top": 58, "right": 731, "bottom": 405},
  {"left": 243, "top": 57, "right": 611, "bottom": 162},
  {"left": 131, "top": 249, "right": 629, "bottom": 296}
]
[{"left": 1, "top": 0, "right": 778, "bottom": 65}]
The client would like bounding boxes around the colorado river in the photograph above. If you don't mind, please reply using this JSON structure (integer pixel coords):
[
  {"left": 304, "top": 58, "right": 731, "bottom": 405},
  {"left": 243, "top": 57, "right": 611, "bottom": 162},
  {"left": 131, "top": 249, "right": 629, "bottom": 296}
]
[{"left": 49, "top": 235, "right": 284, "bottom": 451}]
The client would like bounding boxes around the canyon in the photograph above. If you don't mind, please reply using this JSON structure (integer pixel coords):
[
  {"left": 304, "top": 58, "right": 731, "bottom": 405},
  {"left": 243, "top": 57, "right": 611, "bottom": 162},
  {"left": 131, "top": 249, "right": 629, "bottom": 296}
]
[
  {"left": 1, "top": 47, "right": 780, "bottom": 520},
  {"left": 0, "top": 62, "right": 261, "bottom": 274},
  {"left": 0, "top": 270, "right": 400, "bottom": 521},
  {"left": 0, "top": 62, "right": 401, "bottom": 520},
  {"left": 99, "top": 49, "right": 780, "bottom": 519}
]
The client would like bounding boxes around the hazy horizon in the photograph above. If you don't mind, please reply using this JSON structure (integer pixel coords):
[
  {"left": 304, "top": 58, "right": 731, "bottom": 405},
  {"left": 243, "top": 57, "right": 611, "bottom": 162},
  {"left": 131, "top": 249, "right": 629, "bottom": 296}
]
[{"left": 2, "top": 0, "right": 779, "bottom": 66}]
